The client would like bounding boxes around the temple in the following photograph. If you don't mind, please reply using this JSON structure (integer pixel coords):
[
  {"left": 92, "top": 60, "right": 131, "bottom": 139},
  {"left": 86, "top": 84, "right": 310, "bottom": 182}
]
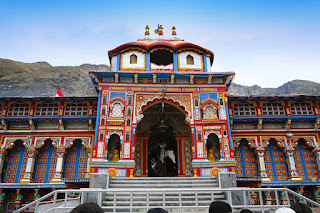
[{"left": 0, "top": 25, "right": 319, "bottom": 211}]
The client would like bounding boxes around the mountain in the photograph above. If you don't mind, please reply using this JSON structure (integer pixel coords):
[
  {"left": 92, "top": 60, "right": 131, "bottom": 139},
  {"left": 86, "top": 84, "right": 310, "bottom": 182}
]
[
  {"left": 0, "top": 58, "right": 110, "bottom": 97},
  {"left": 1, "top": 58, "right": 319, "bottom": 97},
  {"left": 228, "top": 80, "right": 320, "bottom": 96}
]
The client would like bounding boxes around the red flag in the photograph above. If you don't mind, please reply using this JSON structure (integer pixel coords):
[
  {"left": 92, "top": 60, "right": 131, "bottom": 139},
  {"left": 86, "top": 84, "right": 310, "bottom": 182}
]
[{"left": 56, "top": 87, "right": 64, "bottom": 97}]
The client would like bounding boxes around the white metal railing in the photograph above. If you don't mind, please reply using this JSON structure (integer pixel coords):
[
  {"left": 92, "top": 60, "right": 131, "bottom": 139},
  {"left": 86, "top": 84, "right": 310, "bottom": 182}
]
[{"left": 14, "top": 187, "right": 320, "bottom": 213}]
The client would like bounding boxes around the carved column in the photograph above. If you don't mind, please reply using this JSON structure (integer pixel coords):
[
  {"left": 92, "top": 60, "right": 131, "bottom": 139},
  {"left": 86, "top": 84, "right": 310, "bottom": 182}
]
[
  {"left": 283, "top": 148, "right": 302, "bottom": 181},
  {"left": 255, "top": 148, "right": 271, "bottom": 182},
  {"left": 0, "top": 150, "right": 8, "bottom": 182},
  {"left": 312, "top": 148, "right": 320, "bottom": 175},
  {"left": 20, "top": 148, "right": 38, "bottom": 183},
  {"left": 51, "top": 148, "right": 66, "bottom": 183}
]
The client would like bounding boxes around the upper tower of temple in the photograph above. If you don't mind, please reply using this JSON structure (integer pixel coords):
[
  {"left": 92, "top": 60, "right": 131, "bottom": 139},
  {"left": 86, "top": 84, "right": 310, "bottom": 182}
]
[{"left": 108, "top": 25, "right": 214, "bottom": 72}]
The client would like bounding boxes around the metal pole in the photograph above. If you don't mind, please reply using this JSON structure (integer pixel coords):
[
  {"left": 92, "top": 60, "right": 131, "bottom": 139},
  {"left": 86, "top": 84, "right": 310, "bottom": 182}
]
[{"left": 258, "top": 190, "right": 265, "bottom": 213}]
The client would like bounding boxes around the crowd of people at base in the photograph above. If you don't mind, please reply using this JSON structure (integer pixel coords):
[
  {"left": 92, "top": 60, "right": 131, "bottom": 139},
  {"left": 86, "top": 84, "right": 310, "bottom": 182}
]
[{"left": 69, "top": 201, "right": 314, "bottom": 213}]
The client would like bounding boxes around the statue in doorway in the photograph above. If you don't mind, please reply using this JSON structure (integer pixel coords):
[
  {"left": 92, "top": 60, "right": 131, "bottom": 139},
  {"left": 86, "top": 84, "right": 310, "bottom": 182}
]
[
  {"left": 112, "top": 149, "right": 120, "bottom": 161},
  {"left": 164, "top": 156, "right": 177, "bottom": 177},
  {"left": 208, "top": 149, "right": 215, "bottom": 161}
]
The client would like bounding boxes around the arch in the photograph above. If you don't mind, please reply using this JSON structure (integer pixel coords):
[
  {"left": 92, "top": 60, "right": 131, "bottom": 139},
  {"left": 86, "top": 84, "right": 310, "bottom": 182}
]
[
  {"left": 101, "top": 107, "right": 106, "bottom": 115},
  {"left": 2, "top": 140, "right": 27, "bottom": 183},
  {"left": 34, "top": 139, "right": 57, "bottom": 183},
  {"left": 101, "top": 118, "right": 105, "bottom": 125},
  {"left": 139, "top": 97, "right": 191, "bottom": 124},
  {"left": 206, "top": 133, "right": 221, "bottom": 161},
  {"left": 234, "top": 139, "right": 258, "bottom": 178},
  {"left": 186, "top": 54, "right": 194, "bottom": 65},
  {"left": 130, "top": 54, "right": 138, "bottom": 64},
  {"left": 264, "top": 139, "right": 288, "bottom": 181},
  {"left": 126, "top": 118, "right": 131, "bottom": 126},
  {"left": 64, "top": 139, "right": 88, "bottom": 179},
  {"left": 202, "top": 104, "right": 218, "bottom": 119},
  {"left": 102, "top": 95, "right": 107, "bottom": 104},
  {"left": 294, "top": 138, "right": 319, "bottom": 180},
  {"left": 107, "top": 134, "right": 121, "bottom": 162}
]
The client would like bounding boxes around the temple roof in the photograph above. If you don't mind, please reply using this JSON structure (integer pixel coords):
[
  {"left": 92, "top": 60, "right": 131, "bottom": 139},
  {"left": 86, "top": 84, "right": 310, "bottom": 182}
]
[{"left": 108, "top": 39, "right": 214, "bottom": 63}]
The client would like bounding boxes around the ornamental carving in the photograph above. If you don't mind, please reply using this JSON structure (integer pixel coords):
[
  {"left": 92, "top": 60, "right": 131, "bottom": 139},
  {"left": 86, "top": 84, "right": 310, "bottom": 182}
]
[{"left": 135, "top": 93, "right": 192, "bottom": 124}]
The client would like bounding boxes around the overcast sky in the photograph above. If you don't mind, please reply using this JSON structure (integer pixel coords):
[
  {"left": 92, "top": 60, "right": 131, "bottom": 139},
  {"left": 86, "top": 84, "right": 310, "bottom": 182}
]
[{"left": 1, "top": 0, "right": 319, "bottom": 87}]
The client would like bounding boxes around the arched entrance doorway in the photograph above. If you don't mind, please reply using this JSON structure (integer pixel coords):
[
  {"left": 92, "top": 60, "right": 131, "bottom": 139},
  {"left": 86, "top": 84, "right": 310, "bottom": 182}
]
[{"left": 135, "top": 101, "right": 192, "bottom": 177}]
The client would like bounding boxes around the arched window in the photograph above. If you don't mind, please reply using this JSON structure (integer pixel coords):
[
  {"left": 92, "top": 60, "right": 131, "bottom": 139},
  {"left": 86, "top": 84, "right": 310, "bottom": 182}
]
[
  {"left": 294, "top": 139, "right": 319, "bottom": 180},
  {"left": 261, "top": 102, "right": 285, "bottom": 116},
  {"left": 130, "top": 54, "right": 137, "bottom": 64},
  {"left": 3, "top": 140, "right": 27, "bottom": 183},
  {"left": 110, "top": 102, "right": 124, "bottom": 118},
  {"left": 64, "top": 139, "right": 88, "bottom": 179},
  {"left": 127, "top": 107, "right": 132, "bottom": 115},
  {"left": 101, "top": 118, "right": 105, "bottom": 125},
  {"left": 233, "top": 103, "right": 256, "bottom": 116},
  {"left": 290, "top": 102, "right": 314, "bottom": 115},
  {"left": 203, "top": 104, "right": 218, "bottom": 119},
  {"left": 64, "top": 102, "right": 88, "bottom": 116},
  {"left": 186, "top": 54, "right": 194, "bottom": 65},
  {"left": 35, "top": 103, "right": 59, "bottom": 116},
  {"left": 264, "top": 140, "right": 288, "bottom": 181},
  {"left": 102, "top": 96, "right": 107, "bottom": 104},
  {"left": 128, "top": 97, "right": 132, "bottom": 105},
  {"left": 207, "top": 133, "right": 220, "bottom": 161},
  {"left": 126, "top": 118, "right": 131, "bottom": 126},
  {"left": 101, "top": 107, "right": 106, "bottom": 115},
  {"left": 7, "top": 103, "right": 30, "bottom": 117},
  {"left": 34, "top": 140, "right": 57, "bottom": 183},
  {"left": 100, "top": 133, "right": 104, "bottom": 140},
  {"left": 235, "top": 139, "right": 258, "bottom": 177},
  {"left": 197, "top": 133, "right": 202, "bottom": 141},
  {"left": 125, "top": 134, "right": 130, "bottom": 141},
  {"left": 107, "top": 134, "right": 121, "bottom": 161},
  {"left": 195, "top": 99, "right": 199, "bottom": 107}
]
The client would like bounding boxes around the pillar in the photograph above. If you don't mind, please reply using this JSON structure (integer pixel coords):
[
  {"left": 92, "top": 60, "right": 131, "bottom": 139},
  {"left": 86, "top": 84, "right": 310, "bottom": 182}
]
[
  {"left": 51, "top": 148, "right": 66, "bottom": 183},
  {"left": 312, "top": 148, "right": 320, "bottom": 175},
  {"left": 255, "top": 148, "right": 271, "bottom": 182},
  {"left": 15, "top": 189, "right": 23, "bottom": 210},
  {"left": 0, "top": 150, "right": 8, "bottom": 182},
  {"left": 284, "top": 148, "right": 302, "bottom": 181},
  {"left": 20, "top": 148, "right": 38, "bottom": 183}
]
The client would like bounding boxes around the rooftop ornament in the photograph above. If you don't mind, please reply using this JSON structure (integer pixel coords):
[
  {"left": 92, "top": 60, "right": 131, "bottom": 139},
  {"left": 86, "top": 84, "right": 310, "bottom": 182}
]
[{"left": 154, "top": 24, "right": 164, "bottom": 36}]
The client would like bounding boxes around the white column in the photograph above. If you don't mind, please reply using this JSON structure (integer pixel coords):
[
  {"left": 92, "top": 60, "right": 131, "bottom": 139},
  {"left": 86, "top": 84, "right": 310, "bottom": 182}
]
[
  {"left": 284, "top": 148, "right": 302, "bottom": 181},
  {"left": 255, "top": 148, "right": 271, "bottom": 182},
  {"left": 20, "top": 149, "right": 38, "bottom": 183},
  {"left": 51, "top": 148, "right": 66, "bottom": 183}
]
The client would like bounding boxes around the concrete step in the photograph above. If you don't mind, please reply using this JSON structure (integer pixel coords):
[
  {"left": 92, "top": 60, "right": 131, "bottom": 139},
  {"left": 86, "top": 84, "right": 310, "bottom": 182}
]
[{"left": 109, "top": 183, "right": 218, "bottom": 188}]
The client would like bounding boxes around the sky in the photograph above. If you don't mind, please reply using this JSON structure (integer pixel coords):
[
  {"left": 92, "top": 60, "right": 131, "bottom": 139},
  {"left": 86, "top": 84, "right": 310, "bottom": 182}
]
[{"left": 1, "top": 0, "right": 320, "bottom": 87}]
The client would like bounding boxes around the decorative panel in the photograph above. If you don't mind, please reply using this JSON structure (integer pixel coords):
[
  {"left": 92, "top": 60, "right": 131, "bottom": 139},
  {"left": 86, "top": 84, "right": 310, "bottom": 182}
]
[
  {"left": 3, "top": 143, "right": 27, "bottom": 183},
  {"left": 264, "top": 143, "right": 288, "bottom": 181},
  {"left": 34, "top": 142, "right": 57, "bottom": 183},
  {"left": 64, "top": 141, "right": 88, "bottom": 179}
]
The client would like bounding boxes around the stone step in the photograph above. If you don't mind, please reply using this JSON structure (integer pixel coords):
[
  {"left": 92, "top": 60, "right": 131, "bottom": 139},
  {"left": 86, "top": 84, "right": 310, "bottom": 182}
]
[
  {"left": 102, "top": 200, "right": 215, "bottom": 206},
  {"left": 104, "top": 194, "right": 225, "bottom": 201},
  {"left": 109, "top": 183, "right": 218, "bottom": 188}
]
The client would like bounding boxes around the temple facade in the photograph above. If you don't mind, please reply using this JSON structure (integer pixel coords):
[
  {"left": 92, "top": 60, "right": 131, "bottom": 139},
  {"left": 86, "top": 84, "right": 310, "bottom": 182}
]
[{"left": 0, "top": 25, "right": 319, "bottom": 211}]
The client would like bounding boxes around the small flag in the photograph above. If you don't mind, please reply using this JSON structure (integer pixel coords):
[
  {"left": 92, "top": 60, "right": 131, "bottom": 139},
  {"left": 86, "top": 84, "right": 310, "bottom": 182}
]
[{"left": 56, "top": 87, "right": 64, "bottom": 97}]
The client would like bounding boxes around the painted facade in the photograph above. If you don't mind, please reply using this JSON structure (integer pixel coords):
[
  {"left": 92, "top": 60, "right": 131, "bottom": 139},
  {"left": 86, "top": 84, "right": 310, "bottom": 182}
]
[{"left": 0, "top": 26, "right": 319, "bottom": 211}]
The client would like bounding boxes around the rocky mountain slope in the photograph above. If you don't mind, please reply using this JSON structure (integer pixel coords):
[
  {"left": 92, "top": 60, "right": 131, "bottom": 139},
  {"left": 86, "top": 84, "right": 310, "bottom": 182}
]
[
  {"left": 228, "top": 80, "right": 320, "bottom": 96},
  {"left": 1, "top": 58, "right": 319, "bottom": 97},
  {"left": 0, "top": 58, "right": 110, "bottom": 97}
]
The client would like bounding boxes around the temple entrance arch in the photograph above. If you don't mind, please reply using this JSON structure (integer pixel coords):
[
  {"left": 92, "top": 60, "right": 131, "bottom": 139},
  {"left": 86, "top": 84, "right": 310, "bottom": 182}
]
[{"left": 135, "top": 100, "right": 192, "bottom": 177}]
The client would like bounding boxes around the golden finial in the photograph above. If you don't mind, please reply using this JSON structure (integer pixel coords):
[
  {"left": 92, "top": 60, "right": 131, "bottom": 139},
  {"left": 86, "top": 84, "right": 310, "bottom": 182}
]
[
  {"left": 172, "top": 26, "right": 176, "bottom": 36},
  {"left": 145, "top": 25, "right": 150, "bottom": 36},
  {"left": 155, "top": 24, "right": 163, "bottom": 36}
]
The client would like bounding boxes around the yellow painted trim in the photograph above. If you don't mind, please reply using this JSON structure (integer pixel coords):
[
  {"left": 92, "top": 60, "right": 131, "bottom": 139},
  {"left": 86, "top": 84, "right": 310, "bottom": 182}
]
[{"left": 110, "top": 87, "right": 126, "bottom": 91}]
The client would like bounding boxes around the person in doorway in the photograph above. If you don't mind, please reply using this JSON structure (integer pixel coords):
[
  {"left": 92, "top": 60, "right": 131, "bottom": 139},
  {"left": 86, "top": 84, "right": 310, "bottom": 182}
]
[
  {"left": 209, "top": 201, "right": 232, "bottom": 213},
  {"left": 147, "top": 207, "right": 168, "bottom": 213},
  {"left": 290, "top": 202, "right": 312, "bottom": 213},
  {"left": 70, "top": 203, "right": 104, "bottom": 213}
]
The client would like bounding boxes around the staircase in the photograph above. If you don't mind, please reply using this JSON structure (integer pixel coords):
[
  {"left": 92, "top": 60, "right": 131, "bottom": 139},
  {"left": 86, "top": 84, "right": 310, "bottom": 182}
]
[{"left": 101, "top": 177, "right": 225, "bottom": 212}]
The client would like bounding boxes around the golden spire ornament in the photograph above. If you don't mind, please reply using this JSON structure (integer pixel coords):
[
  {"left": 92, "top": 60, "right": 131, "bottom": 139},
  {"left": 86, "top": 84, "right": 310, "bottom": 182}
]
[
  {"left": 172, "top": 26, "right": 177, "bottom": 36},
  {"left": 145, "top": 25, "right": 150, "bottom": 36},
  {"left": 154, "top": 24, "right": 163, "bottom": 36}
]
